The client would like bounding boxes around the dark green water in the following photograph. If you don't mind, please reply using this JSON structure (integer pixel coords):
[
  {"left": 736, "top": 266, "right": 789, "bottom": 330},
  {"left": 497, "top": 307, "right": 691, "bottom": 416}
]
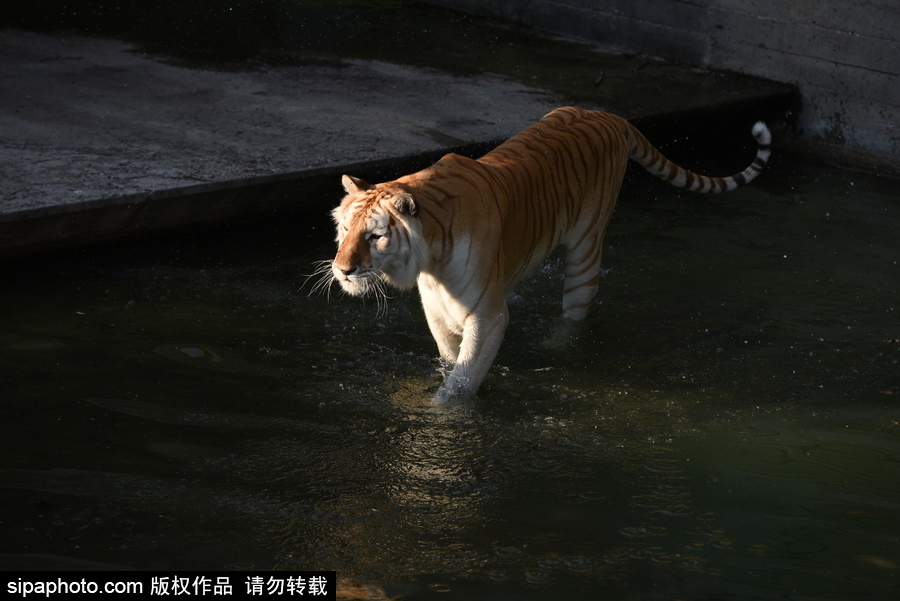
[{"left": 1, "top": 156, "right": 898, "bottom": 599}]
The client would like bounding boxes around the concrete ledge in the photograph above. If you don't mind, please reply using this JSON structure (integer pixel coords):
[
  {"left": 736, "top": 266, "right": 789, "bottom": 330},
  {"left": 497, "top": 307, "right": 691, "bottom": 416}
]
[
  {"left": 0, "top": 26, "right": 797, "bottom": 260},
  {"left": 0, "top": 141, "right": 499, "bottom": 259}
]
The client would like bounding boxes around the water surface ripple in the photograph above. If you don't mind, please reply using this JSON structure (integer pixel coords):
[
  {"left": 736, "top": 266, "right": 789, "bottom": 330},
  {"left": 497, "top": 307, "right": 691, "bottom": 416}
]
[{"left": 1, "top": 158, "right": 898, "bottom": 599}]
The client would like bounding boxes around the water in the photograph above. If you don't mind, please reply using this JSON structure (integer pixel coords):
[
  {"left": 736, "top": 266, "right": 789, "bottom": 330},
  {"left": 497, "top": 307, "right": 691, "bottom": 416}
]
[{"left": 1, "top": 155, "right": 898, "bottom": 599}]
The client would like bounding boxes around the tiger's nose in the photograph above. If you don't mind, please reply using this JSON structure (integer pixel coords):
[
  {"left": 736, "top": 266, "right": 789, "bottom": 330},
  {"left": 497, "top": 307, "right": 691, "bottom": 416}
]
[{"left": 335, "top": 264, "right": 357, "bottom": 277}]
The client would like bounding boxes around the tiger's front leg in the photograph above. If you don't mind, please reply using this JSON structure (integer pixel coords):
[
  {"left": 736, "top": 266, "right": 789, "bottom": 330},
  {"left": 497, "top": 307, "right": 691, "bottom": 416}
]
[
  {"left": 418, "top": 275, "right": 508, "bottom": 403},
  {"left": 434, "top": 307, "right": 509, "bottom": 403}
]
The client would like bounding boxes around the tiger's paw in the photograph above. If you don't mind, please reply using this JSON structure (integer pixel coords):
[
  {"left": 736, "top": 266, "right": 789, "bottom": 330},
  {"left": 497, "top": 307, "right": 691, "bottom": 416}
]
[
  {"left": 432, "top": 384, "right": 477, "bottom": 405},
  {"left": 538, "top": 317, "right": 580, "bottom": 351}
]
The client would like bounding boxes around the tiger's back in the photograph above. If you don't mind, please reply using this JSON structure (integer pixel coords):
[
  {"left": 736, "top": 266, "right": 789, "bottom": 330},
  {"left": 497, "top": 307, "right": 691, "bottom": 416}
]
[{"left": 476, "top": 108, "right": 633, "bottom": 316}]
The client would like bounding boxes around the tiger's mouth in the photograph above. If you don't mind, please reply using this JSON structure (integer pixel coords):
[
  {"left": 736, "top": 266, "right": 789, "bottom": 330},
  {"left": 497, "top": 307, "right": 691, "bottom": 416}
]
[
  {"left": 338, "top": 276, "right": 373, "bottom": 295},
  {"left": 331, "top": 264, "right": 390, "bottom": 316},
  {"left": 334, "top": 267, "right": 382, "bottom": 296}
]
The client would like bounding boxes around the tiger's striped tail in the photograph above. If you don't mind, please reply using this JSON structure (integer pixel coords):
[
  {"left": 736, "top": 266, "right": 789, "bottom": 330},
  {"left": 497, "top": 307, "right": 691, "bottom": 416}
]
[{"left": 628, "top": 122, "right": 771, "bottom": 193}]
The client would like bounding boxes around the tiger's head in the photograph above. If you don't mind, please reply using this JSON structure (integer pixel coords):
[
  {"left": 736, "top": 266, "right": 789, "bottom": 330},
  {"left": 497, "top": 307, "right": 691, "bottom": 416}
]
[{"left": 329, "top": 174, "right": 423, "bottom": 297}]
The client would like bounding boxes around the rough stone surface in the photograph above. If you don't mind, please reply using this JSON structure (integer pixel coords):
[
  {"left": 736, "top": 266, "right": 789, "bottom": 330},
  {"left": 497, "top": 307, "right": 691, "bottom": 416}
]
[{"left": 0, "top": 29, "right": 561, "bottom": 217}]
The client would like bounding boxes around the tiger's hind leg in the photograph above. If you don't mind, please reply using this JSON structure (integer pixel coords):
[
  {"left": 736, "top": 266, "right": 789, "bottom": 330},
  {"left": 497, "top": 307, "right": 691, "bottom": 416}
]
[
  {"left": 561, "top": 231, "right": 604, "bottom": 322},
  {"left": 539, "top": 217, "right": 609, "bottom": 350},
  {"left": 558, "top": 167, "right": 624, "bottom": 324},
  {"left": 538, "top": 234, "right": 604, "bottom": 351}
]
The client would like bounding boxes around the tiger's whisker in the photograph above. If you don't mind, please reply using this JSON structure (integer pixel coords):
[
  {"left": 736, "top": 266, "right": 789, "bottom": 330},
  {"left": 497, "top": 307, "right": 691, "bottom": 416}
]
[
  {"left": 301, "top": 260, "right": 334, "bottom": 282},
  {"left": 305, "top": 260, "right": 338, "bottom": 301},
  {"left": 371, "top": 272, "right": 392, "bottom": 318}
]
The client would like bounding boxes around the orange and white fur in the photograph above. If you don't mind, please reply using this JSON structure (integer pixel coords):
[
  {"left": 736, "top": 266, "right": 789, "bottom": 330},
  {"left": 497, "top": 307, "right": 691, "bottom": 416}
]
[{"left": 325, "top": 107, "right": 771, "bottom": 401}]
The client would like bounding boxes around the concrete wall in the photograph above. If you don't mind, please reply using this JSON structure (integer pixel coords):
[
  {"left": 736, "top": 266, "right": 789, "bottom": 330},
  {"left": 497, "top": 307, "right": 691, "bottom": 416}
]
[{"left": 428, "top": 0, "right": 899, "bottom": 175}]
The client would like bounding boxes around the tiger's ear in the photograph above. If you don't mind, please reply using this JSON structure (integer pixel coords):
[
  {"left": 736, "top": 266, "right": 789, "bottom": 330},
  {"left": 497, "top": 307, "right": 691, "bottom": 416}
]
[
  {"left": 342, "top": 174, "right": 372, "bottom": 194},
  {"left": 395, "top": 193, "right": 418, "bottom": 217}
]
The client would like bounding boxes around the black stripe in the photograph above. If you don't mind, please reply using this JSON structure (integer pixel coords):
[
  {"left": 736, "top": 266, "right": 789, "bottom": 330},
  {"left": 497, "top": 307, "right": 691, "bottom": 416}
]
[{"left": 664, "top": 162, "right": 679, "bottom": 182}]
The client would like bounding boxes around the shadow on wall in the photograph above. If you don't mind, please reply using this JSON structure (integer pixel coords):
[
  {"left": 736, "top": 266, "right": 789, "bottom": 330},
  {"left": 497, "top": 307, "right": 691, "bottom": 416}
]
[{"left": 425, "top": 0, "right": 900, "bottom": 177}]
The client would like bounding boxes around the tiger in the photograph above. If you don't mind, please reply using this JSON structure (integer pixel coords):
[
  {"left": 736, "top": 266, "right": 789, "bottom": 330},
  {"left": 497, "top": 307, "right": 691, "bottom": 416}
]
[{"left": 324, "top": 106, "right": 771, "bottom": 402}]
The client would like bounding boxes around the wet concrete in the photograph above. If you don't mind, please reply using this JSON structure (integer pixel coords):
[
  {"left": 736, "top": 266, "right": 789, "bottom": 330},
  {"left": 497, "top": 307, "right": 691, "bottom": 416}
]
[{"left": 0, "top": 20, "right": 794, "bottom": 259}]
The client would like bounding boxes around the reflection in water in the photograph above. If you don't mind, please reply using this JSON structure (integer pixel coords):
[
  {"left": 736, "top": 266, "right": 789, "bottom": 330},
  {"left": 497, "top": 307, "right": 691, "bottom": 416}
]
[
  {"left": 4, "top": 338, "right": 66, "bottom": 351},
  {"left": 0, "top": 158, "right": 898, "bottom": 598},
  {"left": 682, "top": 412, "right": 900, "bottom": 599}
]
